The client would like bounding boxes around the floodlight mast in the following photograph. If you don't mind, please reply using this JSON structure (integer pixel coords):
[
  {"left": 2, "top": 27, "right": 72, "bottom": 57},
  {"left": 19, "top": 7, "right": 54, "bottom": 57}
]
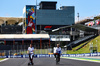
[
  {"left": 36, "top": 0, "right": 37, "bottom": 9},
  {"left": 35, "top": 0, "right": 37, "bottom": 33}
]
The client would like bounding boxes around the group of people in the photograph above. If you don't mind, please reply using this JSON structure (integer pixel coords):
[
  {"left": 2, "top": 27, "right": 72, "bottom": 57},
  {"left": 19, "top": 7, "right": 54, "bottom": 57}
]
[{"left": 27, "top": 44, "right": 62, "bottom": 65}]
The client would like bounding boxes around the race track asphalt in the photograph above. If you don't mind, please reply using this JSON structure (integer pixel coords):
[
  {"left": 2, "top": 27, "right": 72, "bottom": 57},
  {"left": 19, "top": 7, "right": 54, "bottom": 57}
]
[{"left": 0, "top": 58, "right": 100, "bottom": 66}]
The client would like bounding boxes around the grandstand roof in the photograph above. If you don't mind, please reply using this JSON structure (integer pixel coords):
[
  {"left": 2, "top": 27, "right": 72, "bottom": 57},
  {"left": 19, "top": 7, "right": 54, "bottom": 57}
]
[
  {"left": 0, "top": 34, "right": 49, "bottom": 40},
  {"left": 71, "top": 24, "right": 98, "bottom": 33},
  {"left": 75, "top": 19, "right": 94, "bottom": 24},
  {"left": 52, "top": 24, "right": 98, "bottom": 34},
  {"left": 0, "top": 17, "right": 24, "bottom": 20},
  {"left": 0, "top": 17, "right": 25, "bottom": 25}
]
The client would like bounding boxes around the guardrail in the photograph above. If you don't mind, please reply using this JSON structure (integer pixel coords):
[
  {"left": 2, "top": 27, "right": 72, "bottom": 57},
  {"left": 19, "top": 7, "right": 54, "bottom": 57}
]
[{"left": 0, "top": 53, "right": 100, "bottom": 58}]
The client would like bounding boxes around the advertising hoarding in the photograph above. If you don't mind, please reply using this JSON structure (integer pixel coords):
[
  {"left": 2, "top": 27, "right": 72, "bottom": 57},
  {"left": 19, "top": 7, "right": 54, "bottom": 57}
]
[{"left": 25, "top": 5, "right": 36, "bottom": 34}]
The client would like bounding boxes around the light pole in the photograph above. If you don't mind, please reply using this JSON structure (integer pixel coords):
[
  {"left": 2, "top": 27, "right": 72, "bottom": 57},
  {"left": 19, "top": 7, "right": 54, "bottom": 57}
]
[
  {"left": 35, "top": 0, "right": 37, "bottom": 9},
  {"left": 35, "top": 0, "right": 38, "bottom": 33},
  {"left": 77, "top": 13, "right": 79, "bottom": 22}
]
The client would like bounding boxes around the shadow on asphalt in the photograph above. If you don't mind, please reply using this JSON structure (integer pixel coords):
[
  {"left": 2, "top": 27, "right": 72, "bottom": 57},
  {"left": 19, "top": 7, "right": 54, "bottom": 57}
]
[{"left": 56, "top": 63, "right": 72, "bottom": 66}]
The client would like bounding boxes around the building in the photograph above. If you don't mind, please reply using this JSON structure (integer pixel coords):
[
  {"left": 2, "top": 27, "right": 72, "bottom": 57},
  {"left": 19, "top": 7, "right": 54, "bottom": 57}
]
[
  {"left": 0, "top": 17, "right": 24, "bottom": 34},
  {"left": 36, "top": 1, "right": 75, "bottom": 32},
  {"left": 23, "top": 1, "right": 75, "bottom": 34},
  {"left": 0, "top": 1, "right": 75, "bottom": 53}
]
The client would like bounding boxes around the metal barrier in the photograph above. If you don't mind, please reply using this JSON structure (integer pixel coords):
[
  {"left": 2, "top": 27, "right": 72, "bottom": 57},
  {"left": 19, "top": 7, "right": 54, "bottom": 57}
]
[{"left": 0, "top": 53, "right": 100, "bottom": 58}]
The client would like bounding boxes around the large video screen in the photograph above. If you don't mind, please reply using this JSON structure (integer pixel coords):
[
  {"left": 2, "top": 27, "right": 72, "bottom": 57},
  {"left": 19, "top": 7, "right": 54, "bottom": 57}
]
[{"left": 25, "top": 5, "right": 36, "bottom": 34}]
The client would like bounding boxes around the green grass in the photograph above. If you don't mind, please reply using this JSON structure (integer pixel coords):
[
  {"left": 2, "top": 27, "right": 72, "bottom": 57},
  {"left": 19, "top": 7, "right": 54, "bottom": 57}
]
[
  {"left": 65, "top": 35, "right": 100, "bottom": 54},
  {"left": 0, "top": 58, "right": 5, "bottom": 61},
  {"left": 16, "top": 49, "right": 50, "bottom": 55},
  {"left": 34, "top": 49, "right": 50, "bottom": 54},
  {"left": 62, "top": 57, "right": 100, "bottom": 61}
]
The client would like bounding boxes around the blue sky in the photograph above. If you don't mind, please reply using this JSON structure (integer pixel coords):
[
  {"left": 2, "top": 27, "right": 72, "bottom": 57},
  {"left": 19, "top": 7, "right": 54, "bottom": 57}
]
[{"left": 0, "top": 0, "right": 100, "bottom": 22}]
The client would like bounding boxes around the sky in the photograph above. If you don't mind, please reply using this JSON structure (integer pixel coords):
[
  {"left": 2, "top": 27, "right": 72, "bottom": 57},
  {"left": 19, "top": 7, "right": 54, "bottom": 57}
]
[{"left": 0, "top": 0, "right": 100, "bottom": 22}]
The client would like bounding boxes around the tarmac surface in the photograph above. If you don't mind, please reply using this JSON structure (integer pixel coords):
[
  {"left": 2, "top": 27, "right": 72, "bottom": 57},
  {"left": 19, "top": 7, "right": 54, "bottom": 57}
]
[
  {"left": 83, "top": 56, "right": 100, "bottom": 59},
  {"left": 0, "top": 58, "right": 100, "bottom": 66}
]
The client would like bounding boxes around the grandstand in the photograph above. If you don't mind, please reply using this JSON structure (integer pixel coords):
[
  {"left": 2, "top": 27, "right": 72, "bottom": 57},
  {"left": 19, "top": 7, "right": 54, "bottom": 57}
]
[
  {"left": 0, "top": 1, "right": 100, "bottom": 56},
  {"left": 67, "top": 35, "right": 95, "bottom": 50},
  {"left": 52, "top": 24, "right": 98, "bottom": 50},
  {"left": 0, "top": 17, "right": 25, "bottom": 34},
  {"left": 69, "top": 15, "right": 100, "bottom": 51},
  {"left": 76, "top": 19, "right": 93, "bottom": 24},
  {"left": 0, "top": 17, "right": 24, "bottom": 25},
  {"left": 0, "top": 34, "right": 50, "bottom": 56}
]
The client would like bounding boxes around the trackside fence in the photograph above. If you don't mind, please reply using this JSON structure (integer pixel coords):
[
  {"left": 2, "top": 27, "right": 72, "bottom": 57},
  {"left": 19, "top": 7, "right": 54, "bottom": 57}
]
[{"left": 0, "top": 53, "right": 100, "bottom": 58}]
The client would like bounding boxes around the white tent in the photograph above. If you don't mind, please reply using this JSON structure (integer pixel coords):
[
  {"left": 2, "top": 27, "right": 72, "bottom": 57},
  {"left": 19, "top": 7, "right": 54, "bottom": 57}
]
[{"left": 18, "top": 22, "right": 24, "bottom": 26}]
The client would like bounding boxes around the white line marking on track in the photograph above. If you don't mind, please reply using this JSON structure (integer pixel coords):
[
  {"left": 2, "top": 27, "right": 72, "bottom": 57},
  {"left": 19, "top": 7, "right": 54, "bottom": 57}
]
[
  {"left": 0, "top": 58, "right": 9, "bottom": 63},
  {"left": 61, "top": 57, "right": 100, "bottom": 63}
]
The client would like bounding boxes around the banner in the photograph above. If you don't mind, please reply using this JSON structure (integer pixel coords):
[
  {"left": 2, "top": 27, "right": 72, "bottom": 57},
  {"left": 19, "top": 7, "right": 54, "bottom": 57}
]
[{"left": 25, "top": 5, "right": 36, "bottom": 34}]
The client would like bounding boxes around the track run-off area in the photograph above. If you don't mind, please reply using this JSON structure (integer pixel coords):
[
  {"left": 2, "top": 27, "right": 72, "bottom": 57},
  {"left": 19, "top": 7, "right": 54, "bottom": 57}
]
[{"left": 0, "top": 57, "right": 100, "bottom": 66}]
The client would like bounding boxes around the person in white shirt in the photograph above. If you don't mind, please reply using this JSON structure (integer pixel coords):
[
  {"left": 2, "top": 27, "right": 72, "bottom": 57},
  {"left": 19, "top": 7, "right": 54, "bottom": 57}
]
[
  {"left": 27, "top": 44, "right": 34, "bottom": 65},
  {"left": 53, "top": 44, "right": 62, "bottom": 62}
]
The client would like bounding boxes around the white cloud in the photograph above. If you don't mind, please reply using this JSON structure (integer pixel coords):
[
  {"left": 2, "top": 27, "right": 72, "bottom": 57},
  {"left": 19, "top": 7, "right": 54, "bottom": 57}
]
[{"left": 19, "top": 16, "right": 23, "bottom": 18}]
